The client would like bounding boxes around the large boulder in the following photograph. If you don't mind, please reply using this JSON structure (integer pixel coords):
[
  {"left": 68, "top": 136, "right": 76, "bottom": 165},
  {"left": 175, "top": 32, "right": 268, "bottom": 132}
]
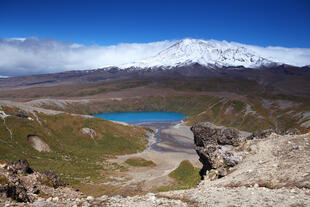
[
  {"left": 80, "top": 128, "right": 97, "bottom": 139},
  {"left": 27, "top": 135, "right": 51, "bottom": 152},
  {"left": 191, "top": 122, "right": 224, "bottom": 170},
  {"left": 192, "top": 122, "right": 242, "bottom": 148},
  {"left": 191, "top": 122, "right": 245, "bottom": 178}
]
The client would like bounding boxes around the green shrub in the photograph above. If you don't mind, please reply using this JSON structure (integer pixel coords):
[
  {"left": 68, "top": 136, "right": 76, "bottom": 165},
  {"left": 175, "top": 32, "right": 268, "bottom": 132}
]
[
  {"left": 159, "top": 160, "right": 201, "bottom": 191},
  {"left": 0, "top": 175, "right": 8, "bottom": 185},
  {"left": 125, "top": 158, "right": 156, "bottom": 167}
]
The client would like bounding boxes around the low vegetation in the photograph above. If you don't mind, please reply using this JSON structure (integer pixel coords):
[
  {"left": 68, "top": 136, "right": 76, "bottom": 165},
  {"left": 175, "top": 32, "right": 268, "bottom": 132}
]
[
  {"left": 27, "top": 89, "right": 310, "bottom": 133},
  {"left": 0, "top": 175, "right": 8, "bottom": 185},
  {"left": 0, "top": 106, "right": 147, "bottom": 185},
  {"left": 158, "top": 160, "right": 201, "bottom": 191},
  {"left": 125, "top": 157, "right": 156, "bottom": 167},
  {"left": 4, "top": 76, "right": 307, "bottom": 133}
]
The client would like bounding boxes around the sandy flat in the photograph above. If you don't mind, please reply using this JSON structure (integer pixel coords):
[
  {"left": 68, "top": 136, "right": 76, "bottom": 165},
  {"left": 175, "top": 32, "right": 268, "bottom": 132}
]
[{"left": 110, "top": 121, "right": 201, "bottom": 191}]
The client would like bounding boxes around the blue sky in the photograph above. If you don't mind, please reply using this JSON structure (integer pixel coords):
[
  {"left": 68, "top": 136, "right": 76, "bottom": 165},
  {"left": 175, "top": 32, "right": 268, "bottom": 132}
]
[
  {"left": 1, "top": 0, "right": 310, "bottom": 47},
  {"left": 0, "top": 0, "right": 310, "bottom": 76}
]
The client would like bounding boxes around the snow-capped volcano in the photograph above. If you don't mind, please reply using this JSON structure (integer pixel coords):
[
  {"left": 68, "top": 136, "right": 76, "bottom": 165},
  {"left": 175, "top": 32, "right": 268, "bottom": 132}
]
[{"left": 119, "top": 38, "right": 276, "bottom": 69}]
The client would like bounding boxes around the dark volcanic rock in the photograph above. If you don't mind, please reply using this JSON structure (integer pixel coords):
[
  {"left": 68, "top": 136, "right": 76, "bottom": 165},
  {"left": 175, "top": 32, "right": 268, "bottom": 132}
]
[
  {"left": 6, "top": 160, "right": 34, "bottom": 174},
  {"left": 191, "top": 122, "right": 224, "bottom": 171},
  {"left": 1, "top": 160, "right": 33, "bottom": 202},
  {"left": 41, "top": 171, "right": 66, "bottom": 189},
  {"left": 0, "top": 159, "right": 80, "bottom": 204},
  {"left": 247, "top": 128, "right": 301, "bottom": 140},
  {"left": 191, "top": 122, "right": 246, "bottom": 178},
  {"left": 15, "top": 110, "right": 29, "bottom": 118},
  {"left": 5, "top": 179, "right": 30, "bottom": 202},
  {"left": 247, "top": 129, "right": 275, "bottom": 140},
  {"left": 280, "top": 128, "right": 301, "bottom": 136},
  {"left": 191, "top": 122, "right": 242, "bottom": 147},
  {"left": 217, "top": 127, "right": 241, "bottom": 146}
]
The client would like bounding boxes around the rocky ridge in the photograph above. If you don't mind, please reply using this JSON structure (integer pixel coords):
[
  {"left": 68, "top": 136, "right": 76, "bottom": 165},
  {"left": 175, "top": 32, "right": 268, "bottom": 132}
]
[
  {"left": 0, "top": 160, "right": 82, "bottom": 205},
  {"left": 160, "top": 126, "right": 310, "bottom": 206},
  {"left": 1, "top": 123, "right": 310, "bottom": 206}
]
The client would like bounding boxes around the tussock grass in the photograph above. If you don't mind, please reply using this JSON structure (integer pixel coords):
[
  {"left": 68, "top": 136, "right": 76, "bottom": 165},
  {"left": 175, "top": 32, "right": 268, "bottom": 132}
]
[
  {"left": 158, "top": 160, "right": 201, "bottom": 191},
  {"left": 125, "top": 157, "right": 156, "bottom": 167},
  {"left": 0, "top": 107, "right": 147, "bottom": 185},
  {"left": 0, "top": 175, "right": 8, "bottom": 185},
  {"left": 37, "top": 92, "right": 308, "bottom": 133}
]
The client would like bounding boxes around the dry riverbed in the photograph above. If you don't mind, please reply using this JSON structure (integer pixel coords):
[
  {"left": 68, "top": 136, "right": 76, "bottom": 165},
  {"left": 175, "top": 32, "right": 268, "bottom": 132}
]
[{"left": 105, "top": 122, "right": 201, "bottom": 193}]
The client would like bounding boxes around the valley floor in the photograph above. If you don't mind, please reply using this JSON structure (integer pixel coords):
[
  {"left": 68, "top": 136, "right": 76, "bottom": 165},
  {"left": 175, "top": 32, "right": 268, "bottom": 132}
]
[
  {"left": 73, "top": 122, "right": 201, "bottom": 196},
  {"left": 107, "top": 122, "right": 201, "bottom": 192}
]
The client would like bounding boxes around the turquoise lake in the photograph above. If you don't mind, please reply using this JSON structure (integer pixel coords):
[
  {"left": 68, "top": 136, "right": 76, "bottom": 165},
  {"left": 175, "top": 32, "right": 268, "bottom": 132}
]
[{"left": 92, "top": 112, "right": 186, "bottom": 125}]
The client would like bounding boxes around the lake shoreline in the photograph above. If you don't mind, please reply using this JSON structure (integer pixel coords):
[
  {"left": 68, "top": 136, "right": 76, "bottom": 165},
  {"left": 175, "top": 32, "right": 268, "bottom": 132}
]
[{"left": 92, "top": 111, "right": 192, "bottom": 153}]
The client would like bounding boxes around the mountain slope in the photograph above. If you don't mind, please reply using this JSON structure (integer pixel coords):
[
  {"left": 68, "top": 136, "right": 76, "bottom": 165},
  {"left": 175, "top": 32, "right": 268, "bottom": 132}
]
[{"left": 119, "top": 39, "right": 276, "bottom": 69}]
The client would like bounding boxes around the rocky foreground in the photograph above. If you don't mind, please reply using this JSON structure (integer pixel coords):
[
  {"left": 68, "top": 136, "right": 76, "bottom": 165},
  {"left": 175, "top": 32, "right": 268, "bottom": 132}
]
[
  {"left": 162, "top": 123, "right": 310, "bottom": 207},
  {"left": 1, "top": 123, "right": 310, "bottom": 206}
]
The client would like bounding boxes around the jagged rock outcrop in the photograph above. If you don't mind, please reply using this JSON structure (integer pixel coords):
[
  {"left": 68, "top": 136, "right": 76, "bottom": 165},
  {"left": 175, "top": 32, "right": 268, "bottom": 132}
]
[
  {"left": 0, "top": 160, "right": 33, "bottom": 202},
  {"left": 191, "top": 122, "right": 248, "bottom": 178},
  {"left": 6, "top": 159, "right": 34, "bottom": 174},
  {"left": 158, "top": 130, "right": 310, "bottom": 207},
  {"left": 191, "top": 122, "right": 224, "bottom": 170},
  {"left": 41, "top": 171, "right": 66, "bottom": 189},
  {"left": 0, "top": 160, "right": 75, "bottom": 203}
]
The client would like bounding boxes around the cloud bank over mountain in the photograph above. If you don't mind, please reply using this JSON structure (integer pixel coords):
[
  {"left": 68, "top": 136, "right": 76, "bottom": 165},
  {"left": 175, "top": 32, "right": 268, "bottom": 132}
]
[
  {"left": 0, "top": 37, "right": 175, "bottom": 76},
  {"left": 0, "top": 37, "right": 309, "bottom": 76}
]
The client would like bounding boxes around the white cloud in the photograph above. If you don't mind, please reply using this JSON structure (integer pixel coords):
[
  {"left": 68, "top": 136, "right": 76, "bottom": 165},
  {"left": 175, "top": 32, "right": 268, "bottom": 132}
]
[
  {"left": 0, "top": 37, "right": 175, "bottom": 76},
  {"left": 0, "top": 37, "right": 309, "bottom": 76},
  {"left": 245, "top": 45, "right": 310, "bottom": 67}
]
